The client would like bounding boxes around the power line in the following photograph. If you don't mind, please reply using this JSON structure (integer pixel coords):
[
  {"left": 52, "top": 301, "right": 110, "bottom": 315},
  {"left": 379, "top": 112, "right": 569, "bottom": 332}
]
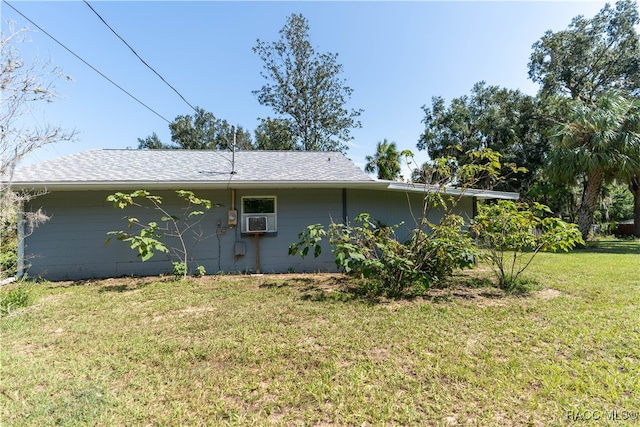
[
  {"left": 2, "top": 0, "right": 171, "bottom": 124},
  {"left": 83, "top": 0, "right": 198, "bottom": 113}
]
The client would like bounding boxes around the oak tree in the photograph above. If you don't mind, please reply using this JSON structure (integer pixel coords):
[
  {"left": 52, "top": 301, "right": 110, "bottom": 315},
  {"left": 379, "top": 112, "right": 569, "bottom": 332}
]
[
  {"left": 418, "top": 82, "right": 544, "bottom": 193},
  {"left": 528, "top": 0, "right": 640, "bottom": 102},
  {"left": 138, "top": 108, "right": 253, "bottom": 150}
]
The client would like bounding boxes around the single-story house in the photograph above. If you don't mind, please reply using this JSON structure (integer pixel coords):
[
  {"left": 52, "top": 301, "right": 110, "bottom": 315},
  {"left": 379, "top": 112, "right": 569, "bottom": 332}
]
[{"left": 8, "top": 149, "right": 518, "bottom": 280}]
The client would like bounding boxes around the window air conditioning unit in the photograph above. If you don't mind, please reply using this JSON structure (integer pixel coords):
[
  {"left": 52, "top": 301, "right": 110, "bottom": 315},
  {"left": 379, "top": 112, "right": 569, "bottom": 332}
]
[{"left": 247, "top": 216, "right": 268, "bottom": 233}]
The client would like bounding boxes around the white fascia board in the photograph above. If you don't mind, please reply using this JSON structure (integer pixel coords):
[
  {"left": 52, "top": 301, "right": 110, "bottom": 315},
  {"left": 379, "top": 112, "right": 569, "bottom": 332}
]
[
  {"left": 10, "top": 180, "right": 386, "bottom": 192},
  {"left": 10, "top": 180, "right": 519, "bottom": 200},
  {"left": 383, "top": 181, "right": 519, "bottom": 200}
]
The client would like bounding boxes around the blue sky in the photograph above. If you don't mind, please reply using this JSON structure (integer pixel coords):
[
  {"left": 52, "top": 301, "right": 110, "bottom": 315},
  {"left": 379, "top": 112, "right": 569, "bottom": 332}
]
[{"left": 2, "top": 1, "right": 613, "bottom": 176}]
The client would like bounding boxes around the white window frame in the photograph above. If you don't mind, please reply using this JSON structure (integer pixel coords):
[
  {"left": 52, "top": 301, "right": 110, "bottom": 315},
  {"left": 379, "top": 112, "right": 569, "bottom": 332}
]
[{"left": 241, "top": 196, "right": 277, "bottom": 234}]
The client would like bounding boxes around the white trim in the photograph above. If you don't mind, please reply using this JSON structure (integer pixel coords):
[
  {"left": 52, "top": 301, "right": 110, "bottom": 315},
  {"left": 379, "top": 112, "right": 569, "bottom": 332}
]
[
  {"left": 383, "top": 181, "right": 519, "bottom": 200},
  {"left": 241, "top": 196, "right": 277, "bottom": 233},
  {"left": 9, "top": 179, "right": 519, "bottom": 200},
  {"left": 10, "top": 180, "right": 383, "bottom": 191}
]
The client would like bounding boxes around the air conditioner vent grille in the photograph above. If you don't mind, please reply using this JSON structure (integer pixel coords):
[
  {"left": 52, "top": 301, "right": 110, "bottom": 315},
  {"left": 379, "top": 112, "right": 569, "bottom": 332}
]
[{"left": 247, "top": 216, "right": 268, "bottom": 232}]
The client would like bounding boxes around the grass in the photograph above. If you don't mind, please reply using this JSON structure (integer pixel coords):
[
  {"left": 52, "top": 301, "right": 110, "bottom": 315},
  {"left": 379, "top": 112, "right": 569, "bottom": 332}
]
[
  {"left": 1, "top": 238, "right": 639, "bottom": 426},
  {"left": 0, "top": 283, "right": 33, "bottom": 316}
]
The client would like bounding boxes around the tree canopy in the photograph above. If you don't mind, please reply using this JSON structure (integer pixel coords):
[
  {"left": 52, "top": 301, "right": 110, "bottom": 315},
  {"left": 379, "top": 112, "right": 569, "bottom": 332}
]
[
  {"left": 417, "top": 82, "right": 545, "bottom": 193},
  {"left": 548, "top": 91, "right": 640, "bottom": 239},
  {"left": 252, "top": 13, "right": 362, "bottom": 153},
  {"left": 528, "top": 0, "right": 640, "bottom": 101},
  {"left": 532, "top": 0, "right": 640, "bottom": 238},
  {"left": 138, "top": 108, "right": 252, "bottom": 151},
  {"left": 253, "top": 118, "right": 296, "bottom": 151},
  {"left": 364, "top": 140, "right": 401, "bottom": 180}
]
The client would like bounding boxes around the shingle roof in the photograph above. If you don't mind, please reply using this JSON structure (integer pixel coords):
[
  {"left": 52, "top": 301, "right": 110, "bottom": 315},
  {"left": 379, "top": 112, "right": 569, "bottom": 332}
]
[
  {"left": 7, "top": 149, "right": 519, "bottom": 200},
  {"left": 8, "top": 149, "right": 375, "bottom": 190}
]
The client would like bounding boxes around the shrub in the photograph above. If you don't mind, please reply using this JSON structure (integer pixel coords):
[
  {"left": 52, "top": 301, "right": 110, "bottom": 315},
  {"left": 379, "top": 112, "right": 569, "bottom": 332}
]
[
  {"left": 290, "top": 148, "right": 525, "bottom": 297},
  {"left": 1, "top": 238, "right": 17, "bottom": 277},
  {"left": 1, "top": 216, "right": 18, "bottom": 277},
  {"left": 472, "top": 200, "right": 584, "bottom": 291},
  {"left": 289, "top": 212, "right": 476, "bottom": 297},
  {"left": 171, "top": 261, "right": 187, "bottom": 278}
]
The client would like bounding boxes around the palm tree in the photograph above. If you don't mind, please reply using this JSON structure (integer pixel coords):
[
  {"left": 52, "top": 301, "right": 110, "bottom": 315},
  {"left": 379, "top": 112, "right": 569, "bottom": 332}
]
[
  {"left": 548, "top": 92, "right": 640, "bottom": 240},
  {"left": 365, "top": 139, "right": 401, "bottom": 180},
  {"left": 628, "top": 172, "right": 640, "bottom": 237}
]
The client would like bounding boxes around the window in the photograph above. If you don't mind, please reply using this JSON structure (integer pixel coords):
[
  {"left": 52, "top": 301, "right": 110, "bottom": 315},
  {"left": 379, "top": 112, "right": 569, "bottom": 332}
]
[{"left": 241, "top": 196, "right": 277, "bottom": 233}]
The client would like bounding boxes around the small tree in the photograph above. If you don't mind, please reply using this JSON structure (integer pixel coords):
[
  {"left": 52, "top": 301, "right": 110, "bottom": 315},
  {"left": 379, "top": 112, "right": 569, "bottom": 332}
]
[
  {"left": 1, "top": 26, "right": 75, "bottom": 278},
  {"left": 105, "top": 190, "right": 219, "bottom": 278},
  {"left": 472, "top": 200, "right": 583, "bottom": 291}
]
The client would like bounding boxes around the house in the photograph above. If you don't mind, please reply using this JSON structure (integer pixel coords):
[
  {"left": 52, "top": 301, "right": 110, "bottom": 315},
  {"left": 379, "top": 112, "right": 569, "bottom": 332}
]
[{"left": 8, "top": 149, "right": 518, "bottom": 280}]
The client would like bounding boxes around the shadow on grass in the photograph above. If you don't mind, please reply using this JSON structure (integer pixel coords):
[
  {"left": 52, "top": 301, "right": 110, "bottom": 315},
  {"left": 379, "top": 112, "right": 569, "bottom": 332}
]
[
  {"left": 299, "top": 286, "right": 382, "bottom": 305},
  {"left": 290, "top": 273, "right": 522, "bottom": 305},
  {"left": 98, "top": 283, "right": 146, "bottom": 293},
  {"left": 577, "top": 238, "right": 640, "bottom": 255},
  {"left": 46, "top": 277, "right": 156, "bottom": 292},
  {"left": 258, "top": 275, "right": 383, "bottom": 304},
  {"left": 258, "top": 281, "right": 290, "bottom": 289}
]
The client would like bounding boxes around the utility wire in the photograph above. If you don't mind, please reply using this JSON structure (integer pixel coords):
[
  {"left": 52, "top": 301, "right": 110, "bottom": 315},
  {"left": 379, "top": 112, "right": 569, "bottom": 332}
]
[
  {"left": 83, "top": 0, "right": 198, "bottom": 113},
  {"left": 3, "top": 0, "right": 171, "bottom": 124}
]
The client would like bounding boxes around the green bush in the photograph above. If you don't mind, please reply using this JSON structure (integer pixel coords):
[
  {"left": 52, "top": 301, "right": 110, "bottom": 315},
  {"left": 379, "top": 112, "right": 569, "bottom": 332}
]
[
  {"left": 1, "top": 242, "right": 17, "bottom": 277},
  {"left": 1, "top": 224, "right": 18, "bottom": 277},
  {"left": 171, "top": 261, "right": 187, "bottom": 278},
  {"left": 409, "top": 214, "right": 476, "bottom": 288},
  {"left": 289, "top": 149, "right": 521, "bottom": 297},
  {"left": 289, "top": 213, "right": 476, "bottom": 297}
]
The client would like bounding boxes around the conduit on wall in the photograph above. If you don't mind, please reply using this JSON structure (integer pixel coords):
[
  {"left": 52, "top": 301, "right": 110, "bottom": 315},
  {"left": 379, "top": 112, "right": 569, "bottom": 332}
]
[{"left": 253, "top": 232, "right": 261, "bottom": 274}]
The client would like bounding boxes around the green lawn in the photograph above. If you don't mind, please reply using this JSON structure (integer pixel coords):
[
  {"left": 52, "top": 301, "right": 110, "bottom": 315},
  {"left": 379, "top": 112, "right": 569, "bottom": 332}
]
[{"left": 1, "top": 239, "right": 639, "bottom": 426}]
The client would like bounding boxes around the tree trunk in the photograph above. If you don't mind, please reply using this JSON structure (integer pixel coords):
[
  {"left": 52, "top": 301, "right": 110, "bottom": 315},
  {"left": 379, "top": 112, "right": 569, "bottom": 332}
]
[
  {"left": 577, "top": 170, "right": 605, "bottom": 241},
  {"left": 629, "top": 172, "right": 640, "bottom": 238}
]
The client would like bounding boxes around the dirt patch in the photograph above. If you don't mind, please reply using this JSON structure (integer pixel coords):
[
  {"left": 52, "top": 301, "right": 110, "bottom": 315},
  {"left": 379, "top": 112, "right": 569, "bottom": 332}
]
[
  {"left": 425, "top": 286, "right": 507, "bottom": 307},
  {"left": 536, "top": 288, "right": 562, "bottom": 299},
  {"left": 369, "top": 347, "right": 389, "bottom": 360},
  {"left": 177, "top": 306, "right": 217, "bottom": 316}
]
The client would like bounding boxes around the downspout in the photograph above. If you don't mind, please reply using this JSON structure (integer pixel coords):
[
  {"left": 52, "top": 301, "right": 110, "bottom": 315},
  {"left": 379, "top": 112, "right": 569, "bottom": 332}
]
[
  {"left": 231, "top": 189, "right": 236, "bottom": 212},
  {"left": 342, "top": 188, "right": 348, "bottom": 224},
  {"left": 17, "top": 202, "right": 25, "bottom": 278},
  {"left": 472, "top": 196, "right": 478, "bottom": 219},
  {"left": 471, "top": 196, "right": 478, "bottom": 267}
]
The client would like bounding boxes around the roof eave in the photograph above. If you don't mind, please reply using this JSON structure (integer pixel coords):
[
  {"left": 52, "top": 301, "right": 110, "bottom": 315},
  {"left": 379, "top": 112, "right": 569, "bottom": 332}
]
[
  {"left": 383, "top": 181, "right": 519, "bottom": 200},
  {"left": 9, "top": 180, "right": 519, "bottom": 200},
  {"left": 9, "top": 180, "right": 385, "bottom": 192}
]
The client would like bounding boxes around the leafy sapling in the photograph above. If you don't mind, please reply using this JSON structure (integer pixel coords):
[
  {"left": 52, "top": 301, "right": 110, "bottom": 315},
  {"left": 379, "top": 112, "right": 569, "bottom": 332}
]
[
  {"left": 105, "top": 190, "right": 219, "bottom": 279},
  {"left": 472, "top": 200, "right": 584, "bottom": 292}
]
